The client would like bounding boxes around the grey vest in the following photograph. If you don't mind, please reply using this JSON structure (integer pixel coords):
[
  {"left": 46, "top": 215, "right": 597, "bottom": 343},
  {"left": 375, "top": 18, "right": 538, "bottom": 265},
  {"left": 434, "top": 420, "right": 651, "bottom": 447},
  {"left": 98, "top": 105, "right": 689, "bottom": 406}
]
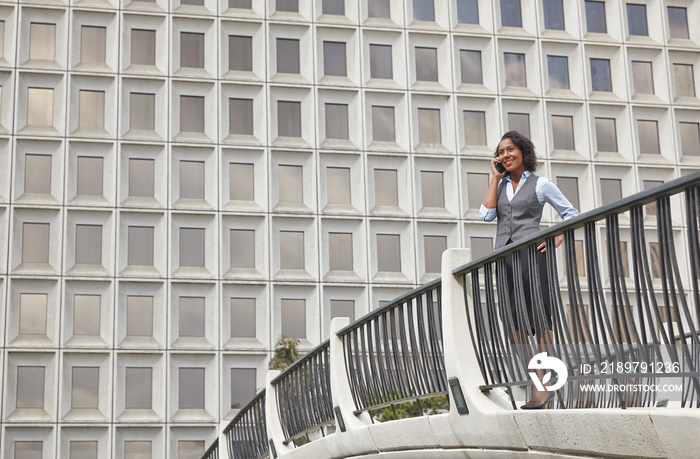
[{"left": 494, "top": 174, "right": 544, "bottom": 249}]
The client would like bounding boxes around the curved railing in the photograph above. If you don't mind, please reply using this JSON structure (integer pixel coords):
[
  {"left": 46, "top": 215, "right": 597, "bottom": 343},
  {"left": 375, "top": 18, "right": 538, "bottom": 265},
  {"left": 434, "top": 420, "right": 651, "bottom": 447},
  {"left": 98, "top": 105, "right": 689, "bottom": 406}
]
[
  {"left": 200, "top": 439, "right": 218, "bottom": 459},
  {"left": 223, "top": 390, "right": 269, "bottom": 459},
  {"left": 336, "top": 279, "right": 446, "bottom": 414},
  {"left": 270, "top": 340, "right": 334, "bottom": 444},
  {"left": 454, "top": 171, "right": 700, "bottom": 409}
]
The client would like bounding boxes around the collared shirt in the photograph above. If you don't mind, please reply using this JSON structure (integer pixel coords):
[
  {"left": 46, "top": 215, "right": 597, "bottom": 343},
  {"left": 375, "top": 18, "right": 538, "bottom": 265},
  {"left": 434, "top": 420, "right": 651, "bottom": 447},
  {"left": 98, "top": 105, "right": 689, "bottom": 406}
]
[{"left": 479, "top": 171, "right": 579, "bottom": 222}]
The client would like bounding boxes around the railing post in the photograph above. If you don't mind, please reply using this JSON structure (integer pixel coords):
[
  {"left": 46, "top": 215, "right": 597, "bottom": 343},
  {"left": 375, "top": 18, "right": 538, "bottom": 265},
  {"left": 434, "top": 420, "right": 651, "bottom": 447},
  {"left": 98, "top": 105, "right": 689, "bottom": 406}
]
[
  {"left": 439, "top": 248, "right": 525, "bottom": 448},
  {"left": 265, "top": 369, "right": 294, "bottom": 458},
  {"left": 218, "top": 420, "right": 231, "bottom": 459}
]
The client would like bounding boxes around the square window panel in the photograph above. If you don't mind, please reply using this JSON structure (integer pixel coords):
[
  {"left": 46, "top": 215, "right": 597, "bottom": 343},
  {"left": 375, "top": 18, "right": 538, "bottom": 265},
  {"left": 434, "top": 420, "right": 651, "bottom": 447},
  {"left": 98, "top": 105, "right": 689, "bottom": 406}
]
[
  {"left": 130, "top": 93, "right": 155, "bottom": 131},
  {"left": 277, "top": 101, "right": 301, "bottom": 137},
  {"left": 229, "top": 98, "right": 254, "bottom": 135},
  {"left": 638, "top": 120, "right": 660, "bottom": 154},
  {"left": 179, "top": 368, "right": 205, "bottom": 409},
  {"left": 323, "top": 0, "right": 344, "bottom": 15},
  {"left": 556, "top": 176, "right": 580, "bottom": 210},
  {"left": 231, "top": 368, "right": 257, "bottom": 409},
  {"left": 229, "top": 35, "right": 252, "bottom": 71},
  {"left": 72, "top": 366, "right": 99, "bottom": 408},
  {"left": 467, "top": 172, "right": 489, "bottom": 209},
  {"left": 552, "top": 115, "right": 574, "bottom": 150},
  {"left": 70, "top": 441, "right": 97, "bottom": 459},
  {"left": 79, "top": 90, "right": 105, "bottom": 130},
  {"left": 415, "top": 47, "right": 438, "bottom": 82},
  {"left": 369, "top": 44, "right": 392, "bottom": 79},
  {"left": 500, "top": 0, "right": 522, "bottom": 27},
  {"left": 279, "top": 231, "right": 304, "bottom": 269},
  {"left": 543, "top": 0, "right": 565, "bottom": 30},
  {"left": 507, "top": 112, "right": 530, "bottom": 138},
  {"left": 129, "top": 158, "right": 155, "bottom": 197},
  {"left": 230, "top": 229, "right": 255, "bottom": 268},
  {"left": 323, "top": 41, "right": 347, "bottom": 77},
  {"left": 276, "top": 38, "right": 300, "bottom": 74},
  {"left": 331, "top": 299, "right": 355, "bottom": 321},
  {"left": 590, "top": 58, "right": 612, "bottom": 92},
  {"left": 421, "top": 171, "right": 444, "bottom": 208},
  {"left": 16, "top": 367, "right": 44, "bottom": 408},
  {"left": 371, "top": 106, "right": 395, "bottom": 142},
  {"left": 377, "top": 234, "right": 401, "bottom": 272},
  {"left": 680, "top": 122, "right": 700, "bottom": 156},
  {"left": 547, "top": 56, "right": 569, "bottom": 90},
  {"left": 74, "top": 294, "right": 101, "bottom": 335},
  {"left": 15, "top": 442, "right": 42, "bottom": 459},
  {"left": 627, "top": 3, "right": 648, "bottom": 36},
  {"left": 125, "top": 367, "right": 152, "bottom": 409},
  {"left": 231, "top": 297, "right": 256, "bottom": 338},
  {"left": 463, "top": 111, "right": 487, "bottom": 146},
  {"left": 418, "top": 108, "right": 441, "bottom": 144},
  {"left": 600, "top": 178, "right": 622, "bottom": 206},
  {"left": 180, "top": 228, "right": 205, "bottom": 267},
  {"left": 595, "top": 117, "right": 617, "bottom": 152},
  {"left": 504, "top": 53, "right": 526, "bottom": 87},
  {"left": 585, "top": 1, "right": 607, "bottom": 33},
  {"left": 329, "top": 232, "right": 353, "bottom": 271},
  {"left": 179, "top": 160, "right": 205, "bottom": 199},
  {"left": 131, "top": 29, "right": 156, "bottom": 66},
  {"left": 374, "top": 169, "right": 398, "bottom": 206},
  {"left": 424, "top": 235, "right": 446, "bottom": 274},
  {"left": 19, "top": 293, "right": 48, "bottom": 335},
  {"left": 81, "top": 26, "right": 106, "bottom": 64},
  {"left": 278, "top": 164, "right": 303, "bottom": 203},
  {"left": 75, "top": 224, "right": 102, "bottom": 265},
  {"left": 23, "top": 222, "right": 50, "bottom": 263},
  {"left": 460, "top": 50, "right": 483, "bottom": 85},
  {"left": 413, "top": 0, "right": 435, "bottom": 21},
  {"left": 281, "top": 298, "right": 306, "bottom": 338},
  {"left": 674, "top": 64, "right": 696, "bottom": 97},
  {"left": 325, "top": 103, "right": 349, "bottom": 140},
  {"left": 127, "top": 295, "right": 154, "bottom": 337},
  {"left": 128, "top": 226, "right": 154, "bottom": 266},
  {"left": 326, "top": 167, "right": 351, "bottom": 205},
  {"left": 27, "top": 88, "right": 53, "bottom": 127},
  {"left": 368, "top": 0, "right": 391, "bottom": 18},
  {"left": 456, "top": 0, "right": 479, "bottom": 24},
  {"left": 25, "top": 154, "right": 52, "bottom": 194},
  {"left": 631, "top": 61, "right": 654, "bottom": 95},
  {"left": 229, "top": 163, "right": 255, "bottom": 201},
  {"left": 277, "top": 0, "right": 298, "bottom": 12},
  {"left": 668, "top": 7, "right": 689, "bottom": 39},
  {"left": 30, "top": 23, "right": 55, "bottom": 60},
  {"left": 124, "top": 442, "right": 151, "bottom": 459},
  {"left": 179, "top": 296, "right": 205, "bottom": 337},
  {"left": 77, "top": 156, "right": 103, "bottom": 195},
  {"left": 180, "top": 96, "right": 205, "bottom": 133}
]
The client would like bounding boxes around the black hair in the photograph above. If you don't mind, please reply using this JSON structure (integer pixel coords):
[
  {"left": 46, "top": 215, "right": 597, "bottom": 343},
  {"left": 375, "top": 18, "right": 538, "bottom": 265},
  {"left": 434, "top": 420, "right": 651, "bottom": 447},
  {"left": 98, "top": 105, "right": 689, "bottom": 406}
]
[{"left": 494, "top": 131, "right": 538, "bottom": 172}]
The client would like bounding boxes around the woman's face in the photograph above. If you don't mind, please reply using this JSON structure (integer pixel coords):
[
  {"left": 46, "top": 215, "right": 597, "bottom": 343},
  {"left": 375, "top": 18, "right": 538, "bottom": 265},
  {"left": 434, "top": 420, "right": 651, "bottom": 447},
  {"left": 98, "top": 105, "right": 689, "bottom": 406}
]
[{"left": 496, "top": 138, "right": 525, "bottom": 174}]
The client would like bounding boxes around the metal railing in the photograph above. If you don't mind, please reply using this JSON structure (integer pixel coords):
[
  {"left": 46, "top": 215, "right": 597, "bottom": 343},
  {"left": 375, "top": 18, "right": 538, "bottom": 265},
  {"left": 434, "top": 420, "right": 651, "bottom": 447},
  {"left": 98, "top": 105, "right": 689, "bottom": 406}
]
[
  {"left": 270, "top": 340, "right": 334, "bottom": 444},
  {"left": 454, "top": 171, "right": 700, "bottom": 409},
  {"left": 200, "top": 439, "right": 218, "bottom": 459},
  {"left": 336, "top": 279, "right": 446, "bottom": 414},
  {"left": 223, "top": 389, "right": 269, "bottom": 459}
]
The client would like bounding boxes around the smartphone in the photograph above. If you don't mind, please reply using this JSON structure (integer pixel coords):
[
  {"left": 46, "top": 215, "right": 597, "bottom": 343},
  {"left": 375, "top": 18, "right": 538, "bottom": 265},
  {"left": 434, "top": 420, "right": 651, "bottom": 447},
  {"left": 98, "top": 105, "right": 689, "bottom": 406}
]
[{"left": 495, "top": 162, "right": 507, "bottom": 174}]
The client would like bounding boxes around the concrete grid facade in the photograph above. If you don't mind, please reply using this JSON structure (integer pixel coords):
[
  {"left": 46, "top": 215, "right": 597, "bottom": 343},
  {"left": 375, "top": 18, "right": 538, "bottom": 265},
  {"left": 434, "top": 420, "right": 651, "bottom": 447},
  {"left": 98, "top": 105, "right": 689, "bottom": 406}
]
[{"left": 0, "top": 0, "right": 699, "bottom": 457}]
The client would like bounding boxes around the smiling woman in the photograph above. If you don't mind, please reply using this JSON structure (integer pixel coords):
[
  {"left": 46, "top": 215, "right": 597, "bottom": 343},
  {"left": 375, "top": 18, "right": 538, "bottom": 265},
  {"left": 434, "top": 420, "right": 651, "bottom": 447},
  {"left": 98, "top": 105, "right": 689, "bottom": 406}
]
[{"left": 480, "top": 130, "right": 578, "bottom": 409}]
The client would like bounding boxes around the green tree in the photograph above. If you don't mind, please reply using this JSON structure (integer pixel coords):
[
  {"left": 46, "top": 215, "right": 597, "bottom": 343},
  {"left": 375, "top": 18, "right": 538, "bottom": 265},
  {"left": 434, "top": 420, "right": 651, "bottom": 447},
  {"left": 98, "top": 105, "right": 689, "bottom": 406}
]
[{"left": 268, "top": 337, "right": 300, "bottom": 371}]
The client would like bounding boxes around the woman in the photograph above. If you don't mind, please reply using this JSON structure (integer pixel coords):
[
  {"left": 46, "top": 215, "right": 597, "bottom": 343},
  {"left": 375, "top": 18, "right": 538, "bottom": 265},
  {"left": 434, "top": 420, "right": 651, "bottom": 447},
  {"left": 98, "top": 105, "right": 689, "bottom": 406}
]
[{"left": 480, "top": 131, "right": 578, "bottom": 409}]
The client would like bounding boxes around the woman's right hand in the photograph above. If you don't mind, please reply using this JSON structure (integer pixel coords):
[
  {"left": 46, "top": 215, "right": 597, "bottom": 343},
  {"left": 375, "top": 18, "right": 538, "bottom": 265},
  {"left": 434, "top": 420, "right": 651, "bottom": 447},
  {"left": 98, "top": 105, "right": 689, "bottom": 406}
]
[{"left": 490, "top": 158, "right": 507, "bottom": 180}]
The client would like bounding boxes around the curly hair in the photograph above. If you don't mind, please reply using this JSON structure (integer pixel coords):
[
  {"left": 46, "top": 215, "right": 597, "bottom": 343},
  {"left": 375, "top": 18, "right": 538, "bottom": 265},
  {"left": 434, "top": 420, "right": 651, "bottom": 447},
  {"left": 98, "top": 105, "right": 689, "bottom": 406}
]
[{"left": 494, "top": 131, "right": 538, "bottom": 172}]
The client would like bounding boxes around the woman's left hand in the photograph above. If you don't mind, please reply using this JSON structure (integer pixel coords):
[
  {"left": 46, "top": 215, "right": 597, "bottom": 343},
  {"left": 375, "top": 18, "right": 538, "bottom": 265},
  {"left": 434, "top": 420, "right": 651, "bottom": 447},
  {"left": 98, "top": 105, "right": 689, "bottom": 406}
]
[{"left": 537, "top": 235, "right": 565, "bottom": 252}]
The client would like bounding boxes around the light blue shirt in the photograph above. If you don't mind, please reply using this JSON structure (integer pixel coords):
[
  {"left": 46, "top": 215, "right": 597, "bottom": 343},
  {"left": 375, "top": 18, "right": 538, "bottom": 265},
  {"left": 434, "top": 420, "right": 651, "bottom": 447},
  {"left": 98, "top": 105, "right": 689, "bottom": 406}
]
[{"left": 479, "top": 171, "right": 579, "bottom": 222}]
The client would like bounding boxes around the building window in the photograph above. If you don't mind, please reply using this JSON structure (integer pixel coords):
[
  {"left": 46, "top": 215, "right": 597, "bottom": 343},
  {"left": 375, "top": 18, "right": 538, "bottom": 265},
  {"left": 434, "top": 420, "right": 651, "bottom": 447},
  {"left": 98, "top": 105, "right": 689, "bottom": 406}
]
[
  {"left": 179, "top": 368, "right": 205, "bottom": 409},
  {"left": 413, "top": 0, "right": 435, "bottom": 21},
  {"left": 25, "top": 154, "right": 52, "bottom": 194},
  {"left": 680, "top": 122, "right": 700, "bottom": 156},
  {"left": 75, "top": 225, "right": 102, "bottom": 265},
  {"left": 279, "top": 231, "right": 304, "bottom": 269},
  {"left": 81, "top": 26, "right": 106, "bottom": 64},
  {"left": 229, "top": 98, "right": 254, "bottom": 135},
  {"left": 277, "top": 101, "right": 301, "bottom": 137},
  {"left": 278, "top": 164, "right": 303, "bottom": 203},
  {"left": 126, "top": 295, "right": 153, "bottom": 337},
  {"left": 180, "top": 228, "right": 205, "bottom": 267},
  {"left": 179, "top": 161, "right": 205, "bottom": 199},
  {"left": 638, "top": 120, "right": 660, "bottom": 154},
  {"left": 649, "top": 242, "right": 662, "bottom": 278},
  {"left": 19, "top": 293, "right": 48, "bottom": 335},
  {"left": 377, "top": 234, "right": 401, "bottom": 272},
  {"left": 230, "top": 229, "right": 255, "bottom": 268},
  {"left": 500, "top": 0, "right": 522, "bottom": 27},
  {"left": 129, "top": 158, "right": 154, "bottom": 197},
  {"left": 323, "top": 41, "right": 347, "bottom": 77},
  {"left": 180, "top": 96, "right": 205, "bottom": 133},
  {"left": 457, "top": 0, "right": 479, "bottom": 24},
  {"left": 467, "top": 173, "right": 489, "bottom": 209},
  {"left": 230, "top": 0, "right": 252, "bottom": 7},
  {"left": 23, "top": 222, "right": 50, "bottom": 263},
  {"left": 374, "top": 169, "right": 398, "bottom": 206},
  {"left": 179, "top": 297, "right": 205, "bottom": 337},
  {"left": 585, "top": 1, "right": 607, "bottom": 33},
  {"left": 418, "top": 108, "right": 441, "bottom": 145},
  {"left": 415, "top": 47, "right": 438, "bottom": 82},
  {"left": 131, "top": 29, "right": 156, "bottom": 66},
  {"left": 470, "top": 236, "right": 493, "bottom": 260},
  {"left": 70, "top": 441, "right": 97, "bottom": 459},
  {"left": 631, "top": 61, "right": 654, "bottom": 95},
  {"left": 77, "top": 156, "right": 103, "bottom": 196},
  {"left": 329, "top": 232, "right": 353, "bottom": 271},
  {"left": 281, "top": 299, "right": 306, "bottom": 338},
  {"left": 424, "top": 235, "right": 446, "bottom": 274},
  {"left": 543, "top": 0, "right": 565, "bottom": 30},
  {"left": 72, "top": 366, "right": 99, "bottom": 408},
  {"left": 331, "top": 299, "right": 355, "bottom": 321},
  {"left": 125, "top": 367, "right": 152, "bottom": 409},
  {"left": 463, "top": 111, "right": 487, "bottom": 146},
  {"left": 327, "top": 167, "right": 351, "bottom": 205},
  {"left": 643, "top": 179, "right": 663, "bottom": 216},
  {"left": 590, "top": 58, "right": 612, "bottom": 92},
  {"left": 229, "top": 163, "right": 254, "bottom": 201},
  {"left": 16, "top": 366, "right": 44, "bottom": 408},
  {"left": 668, "top": 7, "right": 689, "bottom": 40},
  {"left": 128, "top": 226, "right": 154, "bottom": 266},
  {"left": 600, "top": 178, "right": 622, "bottom": 206},
  {"left": 323, "top": 0, "right": 344, "bottom": 15},
  {"left": 627, "top": 3, "right": 648, "bottom": 36},
  {"left": 180, "top": 32, "right": 204, "bottom": 68},
  {"left": 421, "top": 171, "right": 444, "bottom": 208},
  {"left": 369, "top": 44, "right": 392, "bottom": 79},
  {"left": 277, "top": 0, "right": 298, "bottom": 12},
  {"left": 231, "top": 368, "right": 257, "bottom": 409},
  {"left": 228, "top": 35, "right": 252, "bottom": 72},
  {"left": 182, "top": 0, "right": 204, "bottom": 5},
  {"left": 547, "top": 55, "right": 569, "bottom": 90},
  {"left": 507, "top": 112, "right": 530, "bottom": 138},
  {"left": 27, "top": 87, "right": 53, "bottom": 127},
  {"left": 130, "top": 93, "right": 155, "bottom": 131},
  {"left": 368, "top": 0, "right": 391, "bottom": 18},
  {"left": 15, "top": 442, "right": 42, "bottom": 459},
  {"left": 325, "top": 103, "right": 349, "bottom": 140},
  {"left": 460, "top": 50, "right": 483, "bottom": 85},
  {"left": 504, "top": 53, "right": 526, "bottom": 87},
  {"left": 556, "top": 176, "right": 580, "bottom": 211},
  {"left": 674, "top": 64, "right": 696, "bottom": 97},
  {"left": 74, "top": 294, "right": 100, "bottom": 335},
  {"left": 371, "top": 105, "right": 395, "bottom": 142},
  {"left": 595, "top": 117, "right": 617, "bottom": 152},
  {"left": 276, "top": 38, "right": 300, "bottom": 74},
  {"left": 124, "top": 442, "right": 151, "bottom": 459},
  {"left": 231, "top": 297, "right": 256, "bottom": 338},
  {"left": 30, "top": 23, "right": 55, "bottom": 60},
  {"left": 551, "top": 115, "right": 575, "bottom": 150}
]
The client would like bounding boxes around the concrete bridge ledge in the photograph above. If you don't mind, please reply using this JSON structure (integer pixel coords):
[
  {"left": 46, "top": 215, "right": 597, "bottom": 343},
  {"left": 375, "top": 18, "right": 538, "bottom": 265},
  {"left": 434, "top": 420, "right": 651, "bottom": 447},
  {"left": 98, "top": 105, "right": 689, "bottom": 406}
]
[{"left": 368, "top": 415, "right": 440, "bottom": 451}]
